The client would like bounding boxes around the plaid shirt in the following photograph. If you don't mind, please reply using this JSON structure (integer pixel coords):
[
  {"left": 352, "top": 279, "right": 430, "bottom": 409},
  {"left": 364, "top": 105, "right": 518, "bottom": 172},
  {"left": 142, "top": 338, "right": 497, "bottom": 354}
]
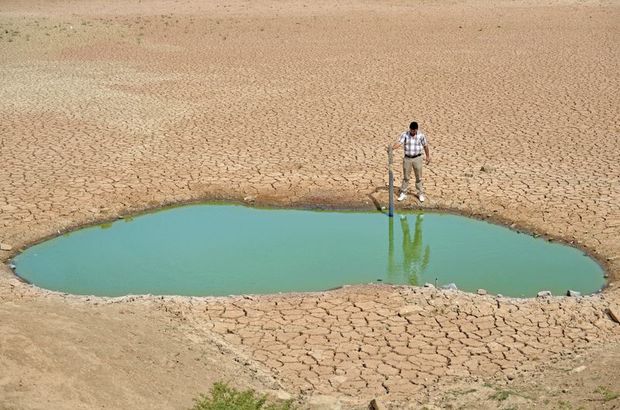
[{"left": 399, "top": 130, "right": 428, "bottom": 157}]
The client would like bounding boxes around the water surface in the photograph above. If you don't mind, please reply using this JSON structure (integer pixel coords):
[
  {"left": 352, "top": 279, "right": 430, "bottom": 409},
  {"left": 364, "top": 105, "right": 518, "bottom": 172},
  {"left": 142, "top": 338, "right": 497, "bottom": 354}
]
[{"left": 13, "top": 204, "right": 605, "bottom": 297}]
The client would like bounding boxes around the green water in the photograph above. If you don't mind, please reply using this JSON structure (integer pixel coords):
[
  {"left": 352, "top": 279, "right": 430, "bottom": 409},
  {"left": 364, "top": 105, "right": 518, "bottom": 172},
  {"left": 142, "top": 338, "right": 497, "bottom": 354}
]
[{"left": 12, "top": 204, "right": 605, "bottom": 297}]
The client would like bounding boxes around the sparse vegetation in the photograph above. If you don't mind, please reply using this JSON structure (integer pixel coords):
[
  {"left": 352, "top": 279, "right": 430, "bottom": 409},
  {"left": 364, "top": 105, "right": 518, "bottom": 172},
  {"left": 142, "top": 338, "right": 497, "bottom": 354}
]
[
  {"left": 557, "top": 399, "right": 572, "bottom": 409},
  {"left": 490, "top": 389, "right": 510, "bottom": 401},
  {"left": 191, "top": 382, "right": 294, "bottom": 410},
  {"left": 486, "top": 383, "right": 533, "bottom": 403},
  {"left": 595, "top": 385, "right": 619, "bottom": 402},
  {"left": 450, "top": 388, "right": 477, "bottom": 396}
]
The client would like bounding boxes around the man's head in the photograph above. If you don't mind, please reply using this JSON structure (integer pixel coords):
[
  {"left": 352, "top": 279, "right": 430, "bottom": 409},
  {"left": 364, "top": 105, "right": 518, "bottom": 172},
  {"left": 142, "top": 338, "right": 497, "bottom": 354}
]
[{"left": 409, "top": 121, "right": 418, "bottom": 133}]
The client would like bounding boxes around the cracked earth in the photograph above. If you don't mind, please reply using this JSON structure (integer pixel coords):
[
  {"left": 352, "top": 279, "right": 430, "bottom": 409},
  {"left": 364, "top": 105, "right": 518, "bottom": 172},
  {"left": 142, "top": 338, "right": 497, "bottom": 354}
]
[{"left": 1, "top": 0, "right": 619, "bottom": 409}]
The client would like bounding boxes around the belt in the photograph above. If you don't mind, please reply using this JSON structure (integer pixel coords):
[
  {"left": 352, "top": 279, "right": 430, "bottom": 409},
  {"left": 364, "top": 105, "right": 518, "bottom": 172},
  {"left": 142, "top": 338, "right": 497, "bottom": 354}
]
[{"left": 405, "top": 153, "right": 422, "bottom": 159}]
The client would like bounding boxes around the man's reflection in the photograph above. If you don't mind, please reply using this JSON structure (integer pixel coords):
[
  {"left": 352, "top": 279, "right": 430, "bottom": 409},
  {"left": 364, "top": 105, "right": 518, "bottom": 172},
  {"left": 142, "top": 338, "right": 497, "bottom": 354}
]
[{"left": 387, "top": 214, "right": 430, "bottom": 285}]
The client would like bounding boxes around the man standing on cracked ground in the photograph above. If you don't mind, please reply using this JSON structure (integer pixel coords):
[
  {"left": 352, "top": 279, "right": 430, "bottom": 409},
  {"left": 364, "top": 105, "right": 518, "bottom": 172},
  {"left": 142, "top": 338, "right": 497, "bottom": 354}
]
[{"left": 392, "top": 121, "right": 431, "bottom": 202}]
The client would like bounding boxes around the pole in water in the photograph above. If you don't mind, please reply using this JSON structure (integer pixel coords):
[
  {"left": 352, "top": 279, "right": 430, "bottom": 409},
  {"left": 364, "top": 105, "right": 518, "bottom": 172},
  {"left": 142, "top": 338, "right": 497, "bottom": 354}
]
[{"left": 387, "top": 145, "right": 394, "bottom": 217}]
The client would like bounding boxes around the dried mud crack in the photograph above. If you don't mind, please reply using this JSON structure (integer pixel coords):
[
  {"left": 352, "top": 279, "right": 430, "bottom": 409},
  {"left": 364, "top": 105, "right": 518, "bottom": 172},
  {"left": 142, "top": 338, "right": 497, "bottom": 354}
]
[{"left": 1, "top": 0, "right": 619, "bottom": 409}]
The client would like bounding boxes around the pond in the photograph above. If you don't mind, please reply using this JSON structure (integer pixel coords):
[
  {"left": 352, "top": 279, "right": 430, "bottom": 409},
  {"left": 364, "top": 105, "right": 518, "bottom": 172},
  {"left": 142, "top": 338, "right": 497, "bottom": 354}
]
[{"left": 12, "top": 204, "right": 605, "bottom": 297}]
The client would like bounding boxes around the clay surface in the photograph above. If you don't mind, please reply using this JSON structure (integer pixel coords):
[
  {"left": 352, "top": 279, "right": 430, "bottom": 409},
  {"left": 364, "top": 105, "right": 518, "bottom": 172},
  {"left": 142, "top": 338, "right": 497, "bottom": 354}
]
[{"left": 1, "top": 0, "right": 619, "bottom": 408}]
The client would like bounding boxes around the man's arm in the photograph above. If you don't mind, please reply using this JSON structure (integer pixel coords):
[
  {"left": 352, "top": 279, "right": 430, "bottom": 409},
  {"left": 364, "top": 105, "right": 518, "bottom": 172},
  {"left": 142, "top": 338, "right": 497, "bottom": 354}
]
[
  {"left": 391, "top": 133, "right": 404, "bottom": 150},
  {"left": 424, "top": 144, "right": 431, "bottom": 165}
]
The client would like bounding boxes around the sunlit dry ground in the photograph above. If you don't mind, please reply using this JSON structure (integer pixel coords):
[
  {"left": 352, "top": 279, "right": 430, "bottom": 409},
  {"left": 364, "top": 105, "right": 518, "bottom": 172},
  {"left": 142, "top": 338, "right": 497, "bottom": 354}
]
[{"left": 1, "top": 0, "right": 619, "bottom": 408}]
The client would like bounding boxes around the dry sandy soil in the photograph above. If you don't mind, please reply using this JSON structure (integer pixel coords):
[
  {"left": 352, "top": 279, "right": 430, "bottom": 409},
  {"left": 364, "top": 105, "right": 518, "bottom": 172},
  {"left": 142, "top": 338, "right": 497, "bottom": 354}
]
[{"left": 1, "top": 0, "right": 619, "bottom": 408}]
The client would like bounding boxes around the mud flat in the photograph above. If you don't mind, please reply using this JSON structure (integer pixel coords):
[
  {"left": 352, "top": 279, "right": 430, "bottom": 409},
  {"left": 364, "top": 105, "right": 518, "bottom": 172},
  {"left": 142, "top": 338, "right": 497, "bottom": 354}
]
[{"left": 1, "top": 0, "right": 619, "bottom": 408}]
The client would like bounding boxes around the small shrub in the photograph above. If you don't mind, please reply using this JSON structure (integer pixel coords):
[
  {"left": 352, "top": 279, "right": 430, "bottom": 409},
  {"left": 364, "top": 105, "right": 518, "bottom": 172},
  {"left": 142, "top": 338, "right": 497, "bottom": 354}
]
[
  {"left": 595, "top": 385, "right": 619, "bottom": 402},
  {"left": 489, "top": 390, "right": 510, "bottom": 401},
  {"left": 191, "top": 382, "right": 293, "bottom": 410}
]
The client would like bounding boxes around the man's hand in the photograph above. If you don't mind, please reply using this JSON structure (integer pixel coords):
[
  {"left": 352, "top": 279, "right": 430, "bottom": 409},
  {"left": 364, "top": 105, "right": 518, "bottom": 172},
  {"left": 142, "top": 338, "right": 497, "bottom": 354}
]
[{"left": 424, "top": 145, "right": 430, "bottom": 165}]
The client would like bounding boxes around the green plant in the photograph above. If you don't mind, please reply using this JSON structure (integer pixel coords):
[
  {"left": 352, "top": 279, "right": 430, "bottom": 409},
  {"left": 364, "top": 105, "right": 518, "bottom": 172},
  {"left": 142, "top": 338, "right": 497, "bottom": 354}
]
[
  {"left": 595, "top": 385, "right": 619, "bottom": 402},
  {"left": 490, "top": 390, "right": 510, "bottom": 401},
  {"left": 557, "top": 399, "right": 572, "bottom": 409},
  {"left": 191, "top": 382, "right": 294, "bottom": 410},
  {"left": 449, "top": 388, "right": 477, "bottom": 396}
]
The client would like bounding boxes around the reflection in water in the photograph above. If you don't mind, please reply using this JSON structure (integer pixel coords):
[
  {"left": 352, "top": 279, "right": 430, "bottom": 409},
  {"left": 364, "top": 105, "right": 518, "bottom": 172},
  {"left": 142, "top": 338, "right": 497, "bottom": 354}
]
[{"left": 387, "top": 214, "right": 431, "bottom": 285}]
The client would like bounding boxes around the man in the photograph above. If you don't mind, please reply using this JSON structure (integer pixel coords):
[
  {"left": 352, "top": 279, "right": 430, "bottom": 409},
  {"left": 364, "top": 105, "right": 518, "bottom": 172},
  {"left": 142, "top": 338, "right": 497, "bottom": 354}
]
[{"left": 392, "top": 121, "right": 431, "bottom": 202}]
